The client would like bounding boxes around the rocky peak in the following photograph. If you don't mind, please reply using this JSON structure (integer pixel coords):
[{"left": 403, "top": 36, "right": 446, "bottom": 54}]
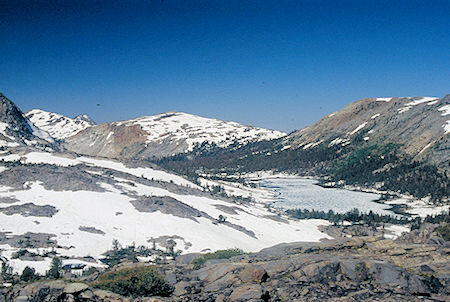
[
  {"left": 26, "top": 109, "right": 95, "bottom": 140},
  {"left": 74, "top": 114, "right": 96, "bottom": 125},
  {"left": 0, "top": 93, "right": 55, "bottom": 148}
]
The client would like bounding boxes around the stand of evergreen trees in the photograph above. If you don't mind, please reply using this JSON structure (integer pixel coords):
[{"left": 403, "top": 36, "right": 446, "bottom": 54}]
[
  {"left": 155, "top": 140, "right": 449, "bottom": 203},
  {"left": 285, "top": 208, "right": 411, "bottom": 225},
  {"left": 285, "top": 208, "right": 449, "bottom": 231}
]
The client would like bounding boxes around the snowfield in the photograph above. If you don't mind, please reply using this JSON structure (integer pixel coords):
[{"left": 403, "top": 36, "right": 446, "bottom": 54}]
[{"left": 0, "top": 152, "right": 331, "bottom": 274}]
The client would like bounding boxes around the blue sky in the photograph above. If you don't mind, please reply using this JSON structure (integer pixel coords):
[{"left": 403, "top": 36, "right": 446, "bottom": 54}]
[{"left": 1, "top": 0, "right": 449, "bottom": 132}]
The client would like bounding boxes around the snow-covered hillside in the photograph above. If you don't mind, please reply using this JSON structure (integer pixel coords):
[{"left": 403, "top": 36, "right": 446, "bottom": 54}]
[
  {"left": 0, "top": 151, "right": 329, "bottom": 274},
  {"left": 26, "top": 109, "right": 95, "bottom": 140},
  {"left": 64, "top": 111, "right": 286, "bottom": 159},
  {"left": 121, "top": 111, "right": 286, "bottom": 150}
]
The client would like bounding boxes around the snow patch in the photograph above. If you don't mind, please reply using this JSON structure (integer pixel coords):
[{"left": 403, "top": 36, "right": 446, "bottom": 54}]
[
  {"left": 418, "top": 142, "right": 433, "bottom": 155},
  {"left": 442, "top": 120, "right": 450, "bottom": 134},
  {"left": 438, "top": 104, "right": 450, "bottom": 116},
  {"left": 303, "top": 140, "right": 323, "bottom": 150},
  {"left": 349, "top": 122, "right": 367, "bottom": 135},
  {"left": 399, "top": 97, "right": 439, "bottom": 114},
  {"left": 405, "top": 97, "right": 439, "bottom": 106},
  {"left": 0, "top": 122, "right": 15, "bottom": 141},
  {"left": 26, "top": 120, "right": 54, "bottom": 143},
  {"left": 375, "top": 98, "right": 393, "bottom": 102}
]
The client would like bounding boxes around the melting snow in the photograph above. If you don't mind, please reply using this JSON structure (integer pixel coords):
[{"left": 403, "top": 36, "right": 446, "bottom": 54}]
[
  {"left": 418, "top": 142, "right": 433, "bottom": 155},
  {"left": 442, "top": 121, "right": 450, "bottom": 134},
  {"left": 437, "top": 105, "right": 450, "bottom": 133},
  {"left": 398, "top": 97, "right": 440, "bottom": 114},
  {"left": 371, "top": 113, "right": 380, "bottom": 119},
  {"left": 349, "top": 122, "right": 367, "bottom": 135},
  {"left": 375, "top": 98, "right": 393, "bottom": 102},
  {"left": 303, "top": 140, "right": 323, "bottom": 150},
  {"left": 123, "top": 112, "right": 286, "bottom": 151},
  {"left": 329, "top": 137, "right": 344, "bottom": 147},
  {"left": 106, "top": 131, "right": 114, "bottom": 140},
  {"left": 0, "top": 122, "right": 15, "bottom": 141},
  {"left": 438, "top": 105, "right": 450, "bottom": 116},
  {"left": 405, "top": 97, "right": 439, "bottom": 106},
  {"left": 26, "top": 120, "right": 54, "bottom": 143},
  {"left": 0, "top": 177, "right": 330, "bottom": 273}
]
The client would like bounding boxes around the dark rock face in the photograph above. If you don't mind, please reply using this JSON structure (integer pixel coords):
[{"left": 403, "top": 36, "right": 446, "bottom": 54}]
[
  {"left": 0, "top": 93, "right": 55, "bottom": 149},
  {"left": 78, "top": 226, "right": 106, "bottom": 235},
  {"left": 130, "top": 196, "right": 205, "bottom": 222},
  {"left": 0, "top": 94, "right": 36, "bottom": 142},
  {"left": 0, "top": 163, "right": 108, "bottom": 192},
  {"left": 0, "top": 232, "right": 57, "bottom": 249},
  {"left": 0, "top": 203, "right": 58, "bottom": 217}
]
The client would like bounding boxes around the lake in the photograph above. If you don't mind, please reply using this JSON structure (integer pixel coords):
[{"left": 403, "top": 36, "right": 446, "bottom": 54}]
[{"left": 257, "top": 177, "right": 393, "bottom": 215}]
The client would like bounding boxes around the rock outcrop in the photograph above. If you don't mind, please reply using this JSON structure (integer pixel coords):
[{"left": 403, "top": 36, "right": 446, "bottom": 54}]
[{"left": 2, "top": 235, "right": 448, "bottom": 301}]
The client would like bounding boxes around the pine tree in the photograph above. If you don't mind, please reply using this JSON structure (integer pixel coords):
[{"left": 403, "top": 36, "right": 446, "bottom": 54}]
[{"left": 46, "top": 257, "right": 62, "bottom": 279}]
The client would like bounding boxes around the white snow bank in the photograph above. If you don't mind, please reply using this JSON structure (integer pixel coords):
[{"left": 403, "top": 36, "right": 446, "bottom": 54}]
[{"left": 349, "top": 122, "right": 367, "bottom": 135}]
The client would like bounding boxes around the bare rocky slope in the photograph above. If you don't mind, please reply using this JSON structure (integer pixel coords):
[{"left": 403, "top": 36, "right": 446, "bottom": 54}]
[{"left": 283, "top": 96, "right": 450, "bottom": 172}]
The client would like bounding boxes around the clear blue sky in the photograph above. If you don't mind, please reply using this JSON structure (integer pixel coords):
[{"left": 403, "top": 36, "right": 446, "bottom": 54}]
[{"left": 1, "top": 0, "right": 449, "bottom": 132}]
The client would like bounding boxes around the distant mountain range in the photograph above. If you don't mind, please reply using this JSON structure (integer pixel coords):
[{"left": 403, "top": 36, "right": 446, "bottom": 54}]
[
  {"left": 0, "top": 92, "right": 448, "bottom": 277},
  {"left": 158, "top": 95, "right": 450, "bottom": 201},
  {"left": 2, "top": 92, "right": 449, "bottom": 201},
  {"left": 25, "top": 109, "right": 285, "bottom": 159}
]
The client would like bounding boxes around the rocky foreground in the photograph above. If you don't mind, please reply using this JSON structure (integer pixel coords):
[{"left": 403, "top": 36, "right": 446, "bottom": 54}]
[{"left": 1, "top": 230, "right": 449, "bottom": 302}]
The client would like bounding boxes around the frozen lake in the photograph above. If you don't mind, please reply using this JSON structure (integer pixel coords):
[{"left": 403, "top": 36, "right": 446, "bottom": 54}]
[{"left": 257, "top": 178, "right": 393, "bottom": 215}]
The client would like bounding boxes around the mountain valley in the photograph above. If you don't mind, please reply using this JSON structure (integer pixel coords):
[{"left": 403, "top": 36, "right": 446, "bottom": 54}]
[{"left": 0, "top": 93, "right": 449, "bottom": 301}]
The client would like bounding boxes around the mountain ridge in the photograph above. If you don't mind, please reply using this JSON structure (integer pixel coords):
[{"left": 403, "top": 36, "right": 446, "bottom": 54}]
[
  {"left": 25, "top": 109, "right": 96, "bottom": 140},
  {"left": 157, "top": 95, "right": 450, "bottom": 202},
  {"left": 62, "top": 110, "right": 286, "bottom": 160}
]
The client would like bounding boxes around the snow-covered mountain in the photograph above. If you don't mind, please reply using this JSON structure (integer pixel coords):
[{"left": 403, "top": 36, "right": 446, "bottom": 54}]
[
  {"left": 25, "top": 109, "right": 95, "bottom": 140},
  {"left": 0, "top": 94, "right": 55, "bottom": 150},
  {"left": 63, "top": 111, "right": 286, "bottom": 159}
]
